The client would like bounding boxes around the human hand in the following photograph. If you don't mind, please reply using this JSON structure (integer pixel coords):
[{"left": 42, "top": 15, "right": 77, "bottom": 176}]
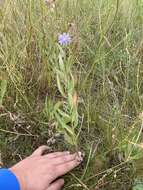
[{"left": 10, "top": 146, "right": 83, "bottom": 190}]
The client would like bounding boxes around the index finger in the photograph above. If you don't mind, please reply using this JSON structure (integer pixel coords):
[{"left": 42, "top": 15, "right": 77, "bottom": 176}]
[{"left": 55, "top": 157, "right": 83, "bottom": 177}]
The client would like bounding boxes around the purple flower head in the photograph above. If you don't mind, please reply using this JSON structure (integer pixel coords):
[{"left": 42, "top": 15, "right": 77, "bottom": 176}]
[{"left": 58, "top": 33, "right": 72, "bottom": 46}]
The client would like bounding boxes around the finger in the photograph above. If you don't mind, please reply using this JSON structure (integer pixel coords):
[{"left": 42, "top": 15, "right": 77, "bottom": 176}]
[
  {"left": 44, "top": 151, "right": 70, "bottom": 159},
  {"left": 55, "top": 158, "right": 82, "bottom": 177},
  {"left": 46, "top": 179, "right": 64, "bottom": 190},
  {"left": 45, "top": 153, "right": 77, "bottom": 165},
  {"left": 31, "top": 145, "right": 50, "bottom": 156}
]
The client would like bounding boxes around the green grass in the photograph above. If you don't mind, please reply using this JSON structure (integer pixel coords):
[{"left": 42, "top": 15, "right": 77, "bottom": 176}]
[{"left": 1, "top": 0, "right": 143, "bottom": 189}]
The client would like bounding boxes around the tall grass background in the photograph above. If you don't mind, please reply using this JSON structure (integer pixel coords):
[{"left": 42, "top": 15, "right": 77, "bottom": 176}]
[{"left": 0, "top": 0, "right": 143, "bottom": 189}]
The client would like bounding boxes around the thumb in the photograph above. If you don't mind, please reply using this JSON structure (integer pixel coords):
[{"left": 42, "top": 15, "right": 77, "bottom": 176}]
[{"left": 47, "top": 179, "right": 64, "bottom": 190}]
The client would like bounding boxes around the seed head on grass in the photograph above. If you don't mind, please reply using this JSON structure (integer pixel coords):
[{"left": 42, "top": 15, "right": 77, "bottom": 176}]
[
  {"left": 58, "top": 33, "right": 72, "bottom": 46},
  {"left": 45, "top": 0, "right": 55, "bottom": 10}
]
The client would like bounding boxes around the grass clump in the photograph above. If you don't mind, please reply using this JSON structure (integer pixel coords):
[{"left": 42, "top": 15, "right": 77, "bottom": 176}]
[{"left": 1, "top": 0, "right": 143, "bottom": 189}]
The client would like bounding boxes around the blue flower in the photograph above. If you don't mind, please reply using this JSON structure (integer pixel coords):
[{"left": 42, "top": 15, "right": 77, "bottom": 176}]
[{"left": 58, "top": 33, "right": 72, "bottom": 46}]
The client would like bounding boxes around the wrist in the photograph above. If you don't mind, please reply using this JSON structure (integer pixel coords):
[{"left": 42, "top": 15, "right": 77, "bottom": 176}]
[{"left": 10, "top": 167, "right": 26, "bottom": 190}]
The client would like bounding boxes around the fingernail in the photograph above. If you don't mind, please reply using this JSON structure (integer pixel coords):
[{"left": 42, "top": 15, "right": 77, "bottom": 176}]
[
  {"left": 65, "top": 151, "right": 70, "bottom": 154},
  {"left": 78, "top": 151, "right": 82, "bottom": 157},
  {"left": 76, "top": 152, "right": 83, "bottom": 162}
]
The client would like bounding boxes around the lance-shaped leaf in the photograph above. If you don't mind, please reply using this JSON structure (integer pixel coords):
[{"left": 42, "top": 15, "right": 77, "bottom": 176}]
[
  {"left": 57, "top": 108, "right": 71, "bottom": 124},
  {"left": 54, "top": 111, "right": 74, "bottom": 136},
  {"left": 58, "top": 53, "right": 65, "bottom": 72},
  {"left": 56, "top": 74, "right": 66, "bottom": 97},
  {"left": 0, "top": 79, "right": 7, "bottom": 105}
]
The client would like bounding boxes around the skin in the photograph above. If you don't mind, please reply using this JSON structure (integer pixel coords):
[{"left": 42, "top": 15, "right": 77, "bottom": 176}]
[{"left": 10, "top": 145, "right": 83, "bottom": 190}]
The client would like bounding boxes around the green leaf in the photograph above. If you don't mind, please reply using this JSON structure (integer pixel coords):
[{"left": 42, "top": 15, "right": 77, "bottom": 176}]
[
  {"left": 57, "top": 108, "right": 71, "bottom": 124},
  {"left": 67, "top": 77, "right": 74, "bottom": 93},
  {"left": 54, "top": 102, "right": 63, "bottom": 111},
  {"left": 0, "top": 79, "right": 7, "bottom": 105},
  {"left": 56, "top": 74, "right": 66, "bottom": 97},
  {"left": 71, "top": 109, "right": 78, "bottom": 128},
  {"left": 57, "top": 44, "right": 65, "bottom": 57},
  {"left": 54, "top": 111, "right": 74, "bottom": 136},
  {"left": 55, "top": 69, "right": 65, "bottom": 80},
  {"left": 59, "top": 53, "right": 65, "bottom": 72},
  {"left": 44, "top": 97, "right": 54, "bottom": 119},
  {"left": 68, "top": 92, "right": 73, "bottom": 109},
  {"left": 64, "top": 133, "right": 75, "bottom": 145},
  {"left": 133, "top": 179, "right": 143, "bottom": 190},
  {"left": 67, "top": 78, "right": 75, "bottom": 108}
]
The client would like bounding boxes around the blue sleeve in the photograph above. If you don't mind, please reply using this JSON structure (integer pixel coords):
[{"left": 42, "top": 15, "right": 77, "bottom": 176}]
[{"left": 0, "top": 169, "right": 20, "bottom": 190}]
